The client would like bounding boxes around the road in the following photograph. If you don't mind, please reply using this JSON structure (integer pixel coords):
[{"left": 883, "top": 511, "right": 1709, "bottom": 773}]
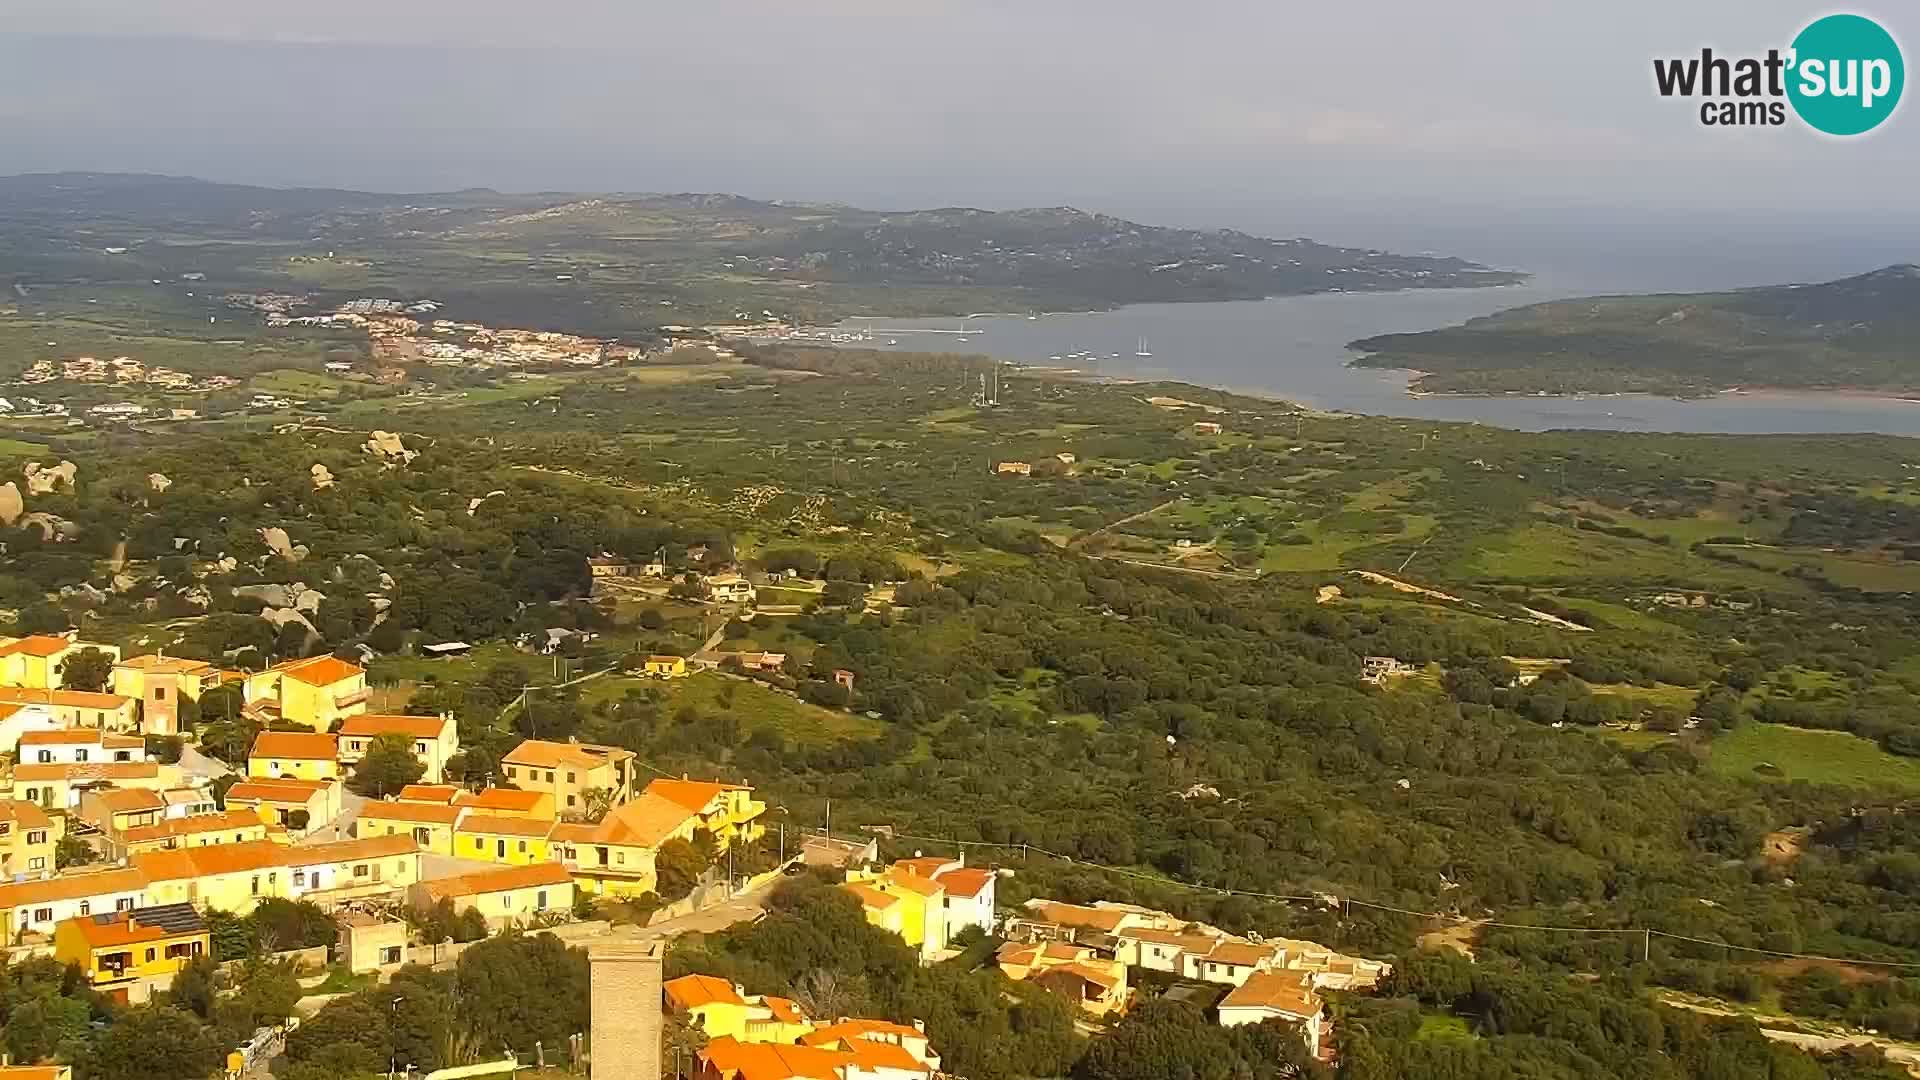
[
  {"left": 1663, "top": 995, "right": 1920, "bottom": 1076},
  {"left": 1068, "top": 498, "right": 1181, "bottom": 550}
]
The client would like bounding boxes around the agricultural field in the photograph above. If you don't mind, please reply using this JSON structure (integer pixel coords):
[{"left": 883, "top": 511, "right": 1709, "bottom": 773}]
[{"left": 1707, "top": 723, "right": 1920, "bottom": 793}]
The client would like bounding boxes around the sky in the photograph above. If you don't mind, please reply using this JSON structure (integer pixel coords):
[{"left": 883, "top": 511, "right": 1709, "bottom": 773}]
[{"left": 1, "top": 0, "right": 1917, "bottom": 276}]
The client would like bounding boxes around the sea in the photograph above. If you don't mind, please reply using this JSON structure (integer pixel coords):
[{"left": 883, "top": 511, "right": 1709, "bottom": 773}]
[{"left": 827, "top": 226, "right": 1920, "bottom": 436}]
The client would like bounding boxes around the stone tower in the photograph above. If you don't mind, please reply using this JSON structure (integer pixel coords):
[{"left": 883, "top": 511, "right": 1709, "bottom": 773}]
[{"left": 589, "top": 940, "right": 665, "bottom": 1080}]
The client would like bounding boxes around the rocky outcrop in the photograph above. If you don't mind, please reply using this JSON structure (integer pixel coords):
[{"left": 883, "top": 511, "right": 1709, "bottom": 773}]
[
  {"left": 23, "top": 461, "right": 78, "bottom": 495},
  {"left": 19, "top": 512, "right": 78, "bottom": 541},
  {"left": 0, "top": 483, "right": 22, "bottom": 526},
  {"left": 467, "top": 489, "right": 507, "bottom": 516},
  {"left": 258, "top": 526, "right": 309, "bottom": 563},
  {"left": 363, "top": 430, "right": 417, "bottom": 466},
  {"left": 310, "top": 464, "right": 335, "bottom": 490},
  {"left": 147, "top": 473, "right": 172, "bottom": 493}
]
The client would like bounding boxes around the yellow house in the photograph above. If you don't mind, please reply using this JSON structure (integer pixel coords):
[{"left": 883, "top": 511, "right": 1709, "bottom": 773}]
[
  {"left": 242, "top": 655, "right": 368, "bottom": 730},
  {"left": 500, "top": 739, "right": 636, "bottom": 815},
  {"left": 0, "top": 799, "right": 59, "bottom": 877},
  {"left": 845, "top": 864, "right": 948, "bottom": 961},
  {"left": 409, "top": 862, "right": 575, "bottom": 929},
  {"left": 285, "top": 834, "right": 422, "bottom": 904},
  {"left": 53, "top": 903, "right": 209, "bottom": 996},
  {"left": 246, "top": 731, "right": 341, "bottom": 781},
  {"left": 353, "top": 800, "right": 461, "bottom": 855},
  {"left": 643, "top": 655, "right": 688, "bottom": 679},
  {"left": 77, "top": 787, "right": 167, "bottom": 835},
  {"left": 642, "top": 778, "right": 766, "bottom": 850},
  {"left": 453, "top": 787, "right": 556, "bottom": 821},
  {"left": 995, "top": 941, "right": 1131, "bottom": 1017},
  {"left": 110, "top": 654, "right": 218, "bottom": 737},
  {"left": 0, "top": 636, "right": 122, "bottom": 691},
  {"left": 0, "top": 688, "right": 139, "bottom": 732},
  {"left": 113, "top": 808, "right": 274, "bottom": 858},
  {"left": 454, "top": 813, "right": 555, "bottom": 866},
  {"left": 396, "top": 784, "right": 464, "bottom": 804},
  {"left": 664, "top": 974, "right": 815, "bottom": 1045},
  {"left": 222, "top": 778, "right": 340, "bottom": 835},
  {"left": 550, "top": 791, "right": 701, "bottom": 897},
  {"left": 12, "top": 761, "right": 180, "bottom": 811},
  {"left": 133, "top": 841, "right": 294, "bottom": 915},
  {"left": 337, "top": 713, "right": 459, "bottom": 784}
]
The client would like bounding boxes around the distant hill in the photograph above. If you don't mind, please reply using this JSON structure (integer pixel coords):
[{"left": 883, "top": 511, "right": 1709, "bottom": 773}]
[
  {"left": 1349, "top": 265, "right": 1920, "bottom": 396},
  {"left": 0, "top": 173, "right": 1521, "bottom": 332}
]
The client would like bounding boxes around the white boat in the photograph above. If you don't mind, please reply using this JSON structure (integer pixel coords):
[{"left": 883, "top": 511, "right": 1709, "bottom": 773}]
[{"left": 1135, "top": 336, "right": 1153, "bottom": 357}]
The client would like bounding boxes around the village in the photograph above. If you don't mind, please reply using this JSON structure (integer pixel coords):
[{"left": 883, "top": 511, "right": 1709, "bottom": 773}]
[{"left": 0, "top": 625, "right": 1386, "bottom": 1080}]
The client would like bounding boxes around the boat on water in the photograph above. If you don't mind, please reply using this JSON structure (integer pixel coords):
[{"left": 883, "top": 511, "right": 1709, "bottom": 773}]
[{"left": 1135, "top": 336, "right": 1153, "bottom": 357}]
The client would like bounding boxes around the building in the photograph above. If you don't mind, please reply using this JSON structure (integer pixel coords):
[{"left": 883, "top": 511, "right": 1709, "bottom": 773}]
[
  {"left": 0, "top": 867, "right": 148, "bottom": 937},
  {"left": 134, "top": 835, "right": 422, "bottom": 913},
  {"left": 589, "top": 941, "right": 664, "bottom": 1080},
  {"left": 888, "top": 856, "right": 996, "bottom": 942},
  {"left": 995, "top": 461, "right": 1032, "bottom": 476},
  {"left": 1193, "top": 421, "right": 1223, "bottom": 435},
  {"left": 644, "top": 655, "right": 689, "bottom": 679},
  {"left": 664, "top": 975, "right": 814, "bottom": 1046},
  {"left": 643, "top": 778, "right": 766, "bottom": 850},
  {"left": 0, "top": 635, "right": 122, "bottom": 691},
  {"left": 552, "top": 792, "right": 700, "bottom": 898},
  {"left": 453, "top": 787, "right": 556, "bottom": 820},
  {"left": 282, "top": 834, "right": 421, "bottom": 904},
  {"left": 800, "top": 1019, "right": 940, "bottom": 1073},
  {"left": 223, "top": 777, "right": 340, "bottom": 835},
  {"left": 353, "top": 799, "right": 462, "bottom": 855},
  {"left": 0, "top": 702, "right": 63, "bottom": 751},
  {"left": 844, "top": 865, "right": 948, "bottom": 962},
  {"left": 706, "top": 574, "right": 757, "bottom": 605},
  {"left": 397, "top": 784, "right": 464, "bottom": 804},
  {"left": 110, "top": 653, "right": 218, "bottom": 736},
  {"left": 1217, "top": 970, "right": 1327, "bottom": 1058},
  {"left": 77, "top": 787, "right": 168, "bottom": 835},
  {"left": 13, "top": 761, "right": 178, "bottom": 810},
  {"left": 53, "top": 903, "right": 208, "bottom": 1001},
  {"left": 246, "top": 731, "right": 341, "bottom": 781},
  {"left": 242, "top": 655, "right": 369, "bottom": 729},
  {"left": 501, "top": 739, "right": 636, "bottom": 812},
  {"left": 454, "top": 813, "right": 555, "bottom": 866},
  {"left": 337, "top": 713, "right": 459, "bottom": 783},
  {"left": 995, "top": 940, "right": 1130, "bottom": 1016},
  {"left": 112, "top": 809, "right": 273, "bottom": 859},
  {"left": 16, "top": 728, "right": 147, "bottom": 765},
  {"left": 588, "top": 556, "right": 634, "bottom": 579},
  {"left": 409, "top": 862, "right": 574, "bottom": 929},
  {"left": 0, "top": 1066, "right": 72, "bottom": 1080},
  {"left": 339, "top": 911, "right": 409, "bottom": 974},
  {"left": 0, "top": 688, "right": 138, "bottom": 732},
  {"left": 0, "top": 799, "right": 58, "bottom": 877}
]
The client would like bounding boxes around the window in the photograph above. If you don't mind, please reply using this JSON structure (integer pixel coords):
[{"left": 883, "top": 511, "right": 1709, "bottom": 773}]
[
  {"left": 116, "top": 898, "right": 133, "bottom": 912},
  {"left": 567, "top": 794, "right": 576, "bottom": 807},
  {"left": 155, "top": 687, "right": 166, "bottom": 700},
  {"left": 79, "top": 901, "right": 90, "bottom": 916},
  {"left": 545, "top": 770, "right": 556, "bottom": 783},
  {"left": 354, "top": 863, "right": 369, "bottom": 878},
  {"left": 33, "top": 907, "right": 51, "bottom": 923},
  {"left": 28, "top": 857, "right": 45, "bottom": 871},
  {"left": 416, "top": 742, "right": 428, "bottom": 754},
  {"left": 615, "top": 851, "right": 626, "bottom": 865},
  {"left": 27, "top": 830, "right": 46, "bottom": 844},
  {"left": 567, "top": 771, "right": 577, "bottom": 783},
  {"left": 497, "top": 839, "right": 506, "bottom": 859},
  {"left": 536, "top": 889, "right": 549, "bottom": 910},
  {"left": 35, "top": 751, "right": 50, "bottom": 763},
  {"left": 294, "top": 871, "right": 306, "bottom": 887},
  {"left": 394, "top": 860, "right": 404, "bottom": 876},
  {"left": 505, "top": 766, "right": 516, "bottom": 779},
  {"left": 414, "top": 827, "right": 431, "bottom": 844},
  {"left": 74, "top": 749, "right": 88, "bottom": 762},
  {"left": 474, "top": 838, "right": 484, "bottom": 851},
  {"left": 250, "top": 876, "right": 261, "bottom": 895},
  {"left": 380, "top": 946, "right": 402, "bottom": 965},
  {"left": 145, "top": 948, "right": 156, "bottom": 963},
  {"left": 517, "top": 840, "right": 527, "bottom": 853}
]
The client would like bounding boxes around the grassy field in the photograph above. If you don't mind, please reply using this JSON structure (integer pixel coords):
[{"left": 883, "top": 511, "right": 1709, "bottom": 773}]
[
  {"left": 1708, "top": 723, "right": 1920, "bottom": 793},
  {"left": 1416, "top": 1013, "right": 1476, "bottom": 1042},
  {"left": 1703, "top": 545, "right": 1920, "bottom": 593},
  {"left": 0, "top": 438, "right": 51, "bottom": 457},
  {"left": 582, "top": 671, "right": 881, "bottom": 747},
  {"left": 1589, "top": 682, "right": 1700, "bottom": 708}
]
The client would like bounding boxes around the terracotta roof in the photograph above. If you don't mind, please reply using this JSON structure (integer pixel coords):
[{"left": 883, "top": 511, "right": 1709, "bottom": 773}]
[
  {"left": 646, "top": 655, "right": 683, "bottom": 665},
  {"left": 457, "top": 813, "right": 553, "bottom": 839},
  {"left": 133, "top": 839, "right": 287, "bottom": 881},
  {"left": 0, "top": 1066, "right": 70, "bottom": 1080},
  {"left": 0, "top": 799, "right": 52, "bottom": 828},
  {"left": 267, "top": 655, "right": 365, "bottom": 687},
  {"left": 286, "top": 834, "right": 418, "bottom": 865},
  {"left": 1041, "top": 942, "right": 1087, "bottom": 961},
  {"left": 801, "top": 1018, "right": 926, "bottom": 1045},
  {"left": 12, "top": 762, "right": 160, "bottom": 782},
  {"left": 548, "top": 822, "right": 598, "bottom": 844},
  {"left": 881, "top": 867, "right": 943, "bottom": 898},
  {"left": 1219, "top": 969, "right": 1322, "bottom": 1018},
  {"left": 701, "top": 1037, "right": 850, "bottom": 1080},
  {"left": 503, "top": 739, "right": 632, "bottom": 771},
  {"left": 224, "top": 778, "right": 330, "bottom": 803},
  {"left": 933, "top": 867, "right": 993, "bottom": 899},
  {"left": 1053, "top": 961, "right": 1123, "bottom": 992},
  {"left": 418, "top": 861, "right": 573, "bottom": 901},
  {"left": 594, "top": 792, "right": 697, "bottom": 847},
  {"left": 453, "top": 788, "right": 551, "bottom": 815},
  {"left": 1027, "top": 900, "right": 1130, "bottom": 932},
  {"left": 0, "top": 687, "right": 133, "bottom": 710},
  {"left": 665, "top": 973, "right": 746, "bottom": 1010},
  {"left": 339, "top": 714, "right": 448, "bottom": 739},
  {"left": 841, "top": 1039, "right": 926, "bottom": 1074},
  {"left": 762, "top": 996, "right": 808, "bottom": 1026},
  {"left": 19, "top": 728, "right": 109, "bottom": 746},
  {"left": 87, "top": 788, "right": 166, "bottom": 814},
  {"left": 1203, "top": 940, "right": 1278, "bottom": 968},
  {"left": 893, "top": 857, "right": 956, "bottom": 878},
  {"left": 68, "top": 904, "right": 206, "bottom": 948},
  {"left": 249, "top": 731, "right": 339, "bottom": 760},
  {"left": 397, "top": 784, "right": 462, "bottom": 804},
  {"left": 114, "top": 654, "right": 213, "bottom": 675},
  {"left": 644, "top": 777, "right": 746, "bottom": 813},
  {"left": 845, "top": 882, "right": 900, "bottom": 911},
  {"left": 0, "top": 635, "right": 75, "bottom": 658},
  {"left": 358, "top": 801, "right": 463, "bottom": 825},
  {"left": 118, "top": 809, "right": 265, "bottom": 845},
  {"left": 1119, "top": 927, "right": 1218, "bottom": 952},
  {"left": 0, "top": 867, "right": 149, "bottom": 909}
]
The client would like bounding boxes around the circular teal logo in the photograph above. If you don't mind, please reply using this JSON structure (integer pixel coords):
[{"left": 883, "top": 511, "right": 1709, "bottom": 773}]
[{"left": 1788, "top": 14, "right": 1904, "bottom": 135}]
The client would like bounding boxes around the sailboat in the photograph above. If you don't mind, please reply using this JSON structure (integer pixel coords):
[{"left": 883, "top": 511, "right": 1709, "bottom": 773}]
[{"left": 1134, "top": 336, "right": 1153, "bottom": 357}]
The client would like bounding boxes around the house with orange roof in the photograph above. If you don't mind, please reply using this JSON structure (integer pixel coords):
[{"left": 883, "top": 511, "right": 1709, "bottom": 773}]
[
  {"left": 11, "top": 760, "right": 179, "bottom": 811},
  {"left": 843, "top": 864, "right": 948, "bottom": 962},
  {"left": 133, "top": 839, "right": 294, "bottom": 913},
  {"left": 1217, "top": 969, "right": 1327, "bottom": 1057},
  {"left": 242, "top": 655, "right": 369, "bottom": 730},
  {"left": 53, "top": 902, "right": 208, "bottom": 1000},
  {"left": 0, "top": 687, "right": 137, "bottom": 732},
  {"left": 110, "top": 653, "right": 220, "bottom": 736},
  {"left": 282, "top": 834, "right": 421, "bottom": 903},
  {"left": 994, "top": 940, "right": 1130, "bottom": 1017},
  {"left": 453, "top": 786, "right": 556, "bottom": 820},
  {"left": 0, "top": 635, "right": 121, "bottom": 692},
  {"left": 396, "top": 784, "right": 463, "bottom": 804},
  {"left": 110, "top": 808, "right": 273, "bottom": 859},
  {"left": 866, "top": 855, "right": 995, "bottom": 943},
  {"left": 550, "top": 790, "right": 703, "bottom": 897},
  {"left": 17, "top": 728, "right": 147, "bottom": 766},
  {"left": 698, "top": 1037, "right": 852, "bottom": 1080},
  {"left": 337, "top": 712, "right": 459, "bottom": 783},
  {"left": 222, "top": 777, "right": 340, "bottom": 836},
  {"left": 0, "top": 799, "right": 59, "bottom": 877},
  {"left": 643, "top": 777, "right": 766, "bottom": 850},
  {"left": 665, "top": 974, "right": 816, "bottom": 1045},
  {"left": 799, "top": 1018, "right": 939, "bottom": 1073},
  {"left": 501, "top": 739, "right": 636, "bottom": 814},
  {"left": 0, "top": 1064, "right": 73, "bottom": 1080},
  {"left": 0, "top": 867, "right": 148, "bottom": 937},
  {"left": 352, "top": 799, "right": 462, "bottom": 855},
  {"left": 246, "top": 730, "right": 341, "bottom": 781},
  {"left": 454, "top": 812, "right": 556, "bottom": 866},
  {"left": 408, "top": 861, "right": 574, "bottom": 929}
]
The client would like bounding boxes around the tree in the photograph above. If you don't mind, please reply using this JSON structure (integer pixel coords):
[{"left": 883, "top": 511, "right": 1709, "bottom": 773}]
[
  {"left": 4, "top": 994, "right": 89, "bottom": 1065},
  {"left": 287, "top": 808, "right": 311, "bottom": 830},
  {"left": 199, "top": 682, "right": 246, "bottom": 725},
  {"left": 347, "top": 732, "right": 427, "bottom": 797},
  {"left": 654, "top": 837, "right": 710, "bottom": 902},
  {"left": 168, "top": 954, "right": 219, "bottom": 1018},
  {"left": 144, "top": 733, "right": 184, "bottom": 763},
  {"left": 639, "top": 607, "right": 667, "bottom": 631},
  {"left": 58, "top": 646, "right": 114, "bottom": 692},
  {"left": 90, "top": 1005, "right": 223, "bottom": 1080},
  {"left": 251, "top": 898, "right": 339, "bottom": 952},
  {"left": 577, "top": 786, "right": 616, "bottom": 823},
  {"left": 454, "top": 933, "right": 589, "bottom": 1054},
  {"left": 55, "top": 834, "right": 97, "bottom": 869}
]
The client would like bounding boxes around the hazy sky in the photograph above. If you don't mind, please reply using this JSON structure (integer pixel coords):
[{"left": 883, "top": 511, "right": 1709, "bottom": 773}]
[{"left": 2, "top": 0, "right": 1917, "bottom": 251}]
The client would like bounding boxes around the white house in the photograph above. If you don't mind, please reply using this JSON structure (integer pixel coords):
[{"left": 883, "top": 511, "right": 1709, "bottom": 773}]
[
  {"left": 706, "top": 573, "right": 757, "bottom": 605},
  {"left": 0, "top": 703, "right": 63, "bottom": 753},
  {"left": 16, "top": 728, "right": 148, "bottom": 765},
  {"left": 893, "top": 855, "right": 997, "bottom": 941},
  {"left": 0, "top": 867, "right": 147, "bottom": 936},
  {"left": 1217, "top": 969, "right": 1327, "bottom": 1058}
]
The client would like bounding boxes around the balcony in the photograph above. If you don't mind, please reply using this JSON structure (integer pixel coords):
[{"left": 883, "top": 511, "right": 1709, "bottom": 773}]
[{"left": 334, "top": 688, "right": 371, "bottom": 709}]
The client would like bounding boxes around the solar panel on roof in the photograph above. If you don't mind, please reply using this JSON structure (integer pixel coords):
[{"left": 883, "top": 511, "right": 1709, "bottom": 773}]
[{"left": 128, "top": 902, "right": 207, "bottom": 933}]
